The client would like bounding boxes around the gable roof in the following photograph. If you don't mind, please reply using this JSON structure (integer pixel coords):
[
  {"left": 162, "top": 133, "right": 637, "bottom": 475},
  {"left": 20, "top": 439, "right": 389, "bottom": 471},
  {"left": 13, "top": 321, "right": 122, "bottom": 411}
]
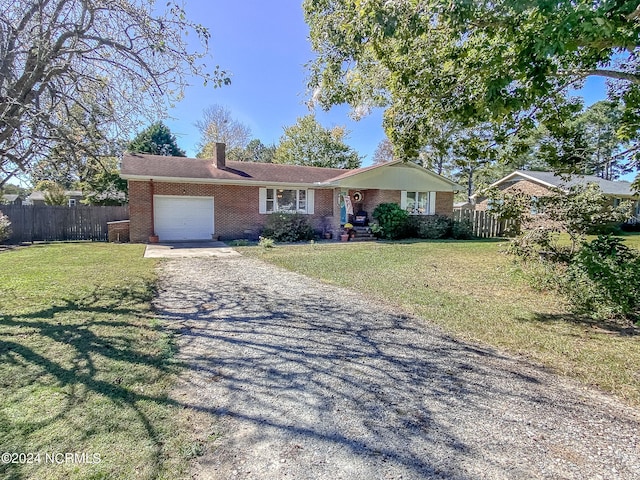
[
  {"left": 121, "top": 153, "right": 346, "bottom": 186},
  {"left": 478, "top": 170, "right": 637, "bottom": 198},
  {"left": 120, "top": 154, "right": 462, "bottom": 191}
]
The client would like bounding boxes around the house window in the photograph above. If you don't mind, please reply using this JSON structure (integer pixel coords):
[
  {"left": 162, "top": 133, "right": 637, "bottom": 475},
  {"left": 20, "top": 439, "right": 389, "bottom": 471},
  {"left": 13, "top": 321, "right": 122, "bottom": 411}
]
[
  {"left": 613, "top": 198, "right": 621, "bottom": 208},
  {"left": 68, "top": 198, "right": 76, "bottom": 207},
  {"left": 402, "top": 191, "right": 436, "bottom": 215},
  {"left": 264, "top": 188, "right": 309, "bottom": 213},
  {"left": 530, "top": 196, "right": 538, "bottom": 215}
]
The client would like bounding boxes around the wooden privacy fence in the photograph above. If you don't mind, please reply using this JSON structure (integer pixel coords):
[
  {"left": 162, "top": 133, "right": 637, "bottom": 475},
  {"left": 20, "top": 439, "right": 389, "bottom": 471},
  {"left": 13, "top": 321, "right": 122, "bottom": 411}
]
[
  {"left": 452, "top": 209, "right": 515, "bottom": 238},
  {"left": 0, "top": 205, "right": 129, "bottom": 243}
]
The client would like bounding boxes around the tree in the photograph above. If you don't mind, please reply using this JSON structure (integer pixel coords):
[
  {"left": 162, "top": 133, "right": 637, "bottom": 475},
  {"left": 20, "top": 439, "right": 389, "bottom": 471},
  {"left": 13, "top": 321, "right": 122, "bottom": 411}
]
[
  {"left": 274, "top": 115, "right": 361, "bottom": 169},
  {"left": 303, "top": 0, "right": 640, "bottom": 182},
  {"left": 418, "top": 120, "right": 460, "bottom": 176},
  {"left": 41, "top": 183, "right": 67, "bottom": 206},
  {"left": 372, "top": 139, "right": 395, "bottom": 164},
  {"left": 573, "top": 101, "right": 628, "bottom": 180},
  {"left": 128, "top": 122, "right": 185, "bottom": 157},
  {"left": 0, "top": 0, "right": 229, "bottom": 188},
  {"left": 78, "top": 157, "right": 128, "bottom": 205},
  {"left": 195, "top": 105, "right": 252, "bottom": 158},
  {"left": 227, "top": 139, "right": 276, "bottom": 163}
]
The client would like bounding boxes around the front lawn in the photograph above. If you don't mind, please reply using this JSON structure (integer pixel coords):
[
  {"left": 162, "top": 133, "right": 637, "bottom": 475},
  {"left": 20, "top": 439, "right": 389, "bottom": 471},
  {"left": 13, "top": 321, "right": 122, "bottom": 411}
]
[
  {"left": 241, "top": 240, "right": 640, "bottom": 406},
  {"left": 0, "top": 243, "right": 193, "bottom": 480}
]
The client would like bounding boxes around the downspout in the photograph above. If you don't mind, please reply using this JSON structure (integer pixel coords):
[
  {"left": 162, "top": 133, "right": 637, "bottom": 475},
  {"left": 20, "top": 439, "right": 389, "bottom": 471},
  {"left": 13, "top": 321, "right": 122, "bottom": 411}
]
[{"left": 150, "top": 179, "right": 156, "bottom": 236}]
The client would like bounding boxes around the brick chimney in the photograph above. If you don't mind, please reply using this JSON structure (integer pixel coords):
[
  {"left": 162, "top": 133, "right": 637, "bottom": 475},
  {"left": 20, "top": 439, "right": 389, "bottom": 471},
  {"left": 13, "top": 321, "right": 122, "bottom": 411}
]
[{"left": 214, "top": 142, "right": 226, "bottom": 169}]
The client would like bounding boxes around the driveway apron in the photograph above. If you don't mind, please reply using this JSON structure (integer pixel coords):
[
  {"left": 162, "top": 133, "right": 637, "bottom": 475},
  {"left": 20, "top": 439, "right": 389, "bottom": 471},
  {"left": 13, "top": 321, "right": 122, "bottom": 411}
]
[{"left": 155, "top": 255, "right": 640, "bottom": 480}]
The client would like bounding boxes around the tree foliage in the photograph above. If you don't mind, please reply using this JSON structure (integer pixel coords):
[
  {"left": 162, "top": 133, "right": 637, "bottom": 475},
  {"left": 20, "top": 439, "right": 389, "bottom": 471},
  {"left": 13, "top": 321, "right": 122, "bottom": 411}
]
[
  {"left": 42, "top": 183, "right": 67, "bottom": 206},
  {"left": 0, "top": 211, "right": 11, "bottom": 242},
  {"left": 0, "top": 0, "right": 228, "bottom": 187},
  {"left": 274, "top": 115, "right": 361, "bottom": 169},
  {"left": 227, "top": 139, "right": 276, "bottom": 163},
  {"left": 567, "top": 101, "right": 628, "bottom": 180},
  {"left": 128, "top": 122, "right": 185, "bottom": 157},
  {"left": 304, "top": 0, "right": 640, "bottom": 182},
  {"left": 372, "top": 138, "right": 395, "bottom": 164},
  {"left": 195, "top": 105, "right": 252, "bottom": 158}
]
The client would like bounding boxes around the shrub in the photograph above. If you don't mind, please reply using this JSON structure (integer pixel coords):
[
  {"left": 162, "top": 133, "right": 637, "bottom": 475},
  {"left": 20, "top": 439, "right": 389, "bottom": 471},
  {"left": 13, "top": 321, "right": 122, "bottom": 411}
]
[
  {"left": 0, "top": 211, "right": 11, "bottom": 243},
  {"left": 258, "top": 236, "right": 275, "bottom": 249},
  {"left": 261, "top": 213, "right": 314, "bottom": 243},
  {"left": 451, "top": 219, "right": 474, "bottom": 239},
  {"left": 372, "top": 203, "right": 409, "bottom": 239},
  {"left": 561, "top": 235, "right": 640, "bottom": 321},
  {"left": 415, "top": 215, "right": 451, "bottom": 239}
]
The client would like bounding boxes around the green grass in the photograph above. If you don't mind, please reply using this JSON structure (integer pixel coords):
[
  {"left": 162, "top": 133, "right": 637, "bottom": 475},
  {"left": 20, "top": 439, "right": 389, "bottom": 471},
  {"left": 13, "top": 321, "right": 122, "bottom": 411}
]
[
  {"left": 241, "top": 239, "right": 640, "bottom": 406},
  {"left": 0, "top": 243, "right": 195, "bottom": 480}
]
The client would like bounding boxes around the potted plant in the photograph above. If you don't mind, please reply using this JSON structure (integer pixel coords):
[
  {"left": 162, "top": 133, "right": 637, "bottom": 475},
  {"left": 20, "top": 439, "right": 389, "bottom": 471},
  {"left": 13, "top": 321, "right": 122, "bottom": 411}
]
[
  {"left": 341, "top": 223, "right": 353, "bottom": 242},
  {"left": 149, "top": 233, "right": 159, "bottom": 243}
]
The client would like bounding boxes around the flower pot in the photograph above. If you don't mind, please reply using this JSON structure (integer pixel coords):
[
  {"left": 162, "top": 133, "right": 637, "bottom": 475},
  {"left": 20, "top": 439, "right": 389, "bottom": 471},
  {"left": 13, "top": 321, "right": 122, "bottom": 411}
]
[
  {"left": 149, "top": 234, "right": 159, "bottom": 243},
  {"left": 340, "top": 234, "right": 349, "bottom": 242},
  {"left": 324, "top": 233, "right": 332, "bottom": 240}
]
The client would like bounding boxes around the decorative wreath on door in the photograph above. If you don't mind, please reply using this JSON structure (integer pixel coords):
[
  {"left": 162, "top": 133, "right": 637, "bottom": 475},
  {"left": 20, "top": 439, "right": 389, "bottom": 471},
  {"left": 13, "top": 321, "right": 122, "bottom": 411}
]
[{"left": 352, "top": 191, "right": 363, "bottom": 202}]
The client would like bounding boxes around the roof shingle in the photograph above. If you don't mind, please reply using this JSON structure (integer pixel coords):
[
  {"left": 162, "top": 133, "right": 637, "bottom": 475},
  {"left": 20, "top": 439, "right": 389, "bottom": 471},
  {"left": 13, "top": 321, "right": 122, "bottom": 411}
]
[{"left": 121, "top": 153, "right": 349, "bottom": 185}]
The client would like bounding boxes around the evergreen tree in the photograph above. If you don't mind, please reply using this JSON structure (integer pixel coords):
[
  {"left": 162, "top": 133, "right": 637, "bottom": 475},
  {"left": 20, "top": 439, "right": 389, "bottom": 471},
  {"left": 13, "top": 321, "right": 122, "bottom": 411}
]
[{"left": 127, "top": 122, "right": 186, "bottom": 157}]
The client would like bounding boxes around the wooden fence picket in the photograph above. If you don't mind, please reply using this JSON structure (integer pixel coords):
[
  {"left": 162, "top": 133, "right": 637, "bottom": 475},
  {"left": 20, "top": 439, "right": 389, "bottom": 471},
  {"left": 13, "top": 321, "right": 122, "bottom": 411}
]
[{"left": 0, "top": 205, "right": 129, "bottom": 243}]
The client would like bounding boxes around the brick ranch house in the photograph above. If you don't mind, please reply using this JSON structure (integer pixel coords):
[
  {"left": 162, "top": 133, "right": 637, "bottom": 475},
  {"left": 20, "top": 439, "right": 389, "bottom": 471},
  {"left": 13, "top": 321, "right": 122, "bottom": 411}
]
[
  {"left": 121, "top": 143, "right": 462, "bottom": 243},
  {"left": 473, "top": 170, "right": 640, "bottom": 221}
]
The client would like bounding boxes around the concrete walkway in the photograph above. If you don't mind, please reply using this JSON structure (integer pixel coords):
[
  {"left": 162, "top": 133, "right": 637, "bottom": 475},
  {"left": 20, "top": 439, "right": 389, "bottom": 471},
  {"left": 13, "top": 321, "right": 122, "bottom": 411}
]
[
  {"left": 155, "top": 255, "right": 640, "bottom": 480},
  {"left": 144, "top": 241, "right": 241, "bottom": 258}
]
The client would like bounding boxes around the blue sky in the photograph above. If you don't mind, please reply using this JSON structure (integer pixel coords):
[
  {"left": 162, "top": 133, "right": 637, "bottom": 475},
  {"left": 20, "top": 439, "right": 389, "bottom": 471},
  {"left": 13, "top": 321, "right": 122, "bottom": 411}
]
[{"left": 163, "top": 0, "right": 607, "bottom": 167}]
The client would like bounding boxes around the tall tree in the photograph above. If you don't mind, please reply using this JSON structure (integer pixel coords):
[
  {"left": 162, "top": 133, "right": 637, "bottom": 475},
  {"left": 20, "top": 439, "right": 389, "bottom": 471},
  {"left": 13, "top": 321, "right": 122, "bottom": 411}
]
[
  {"left": 30, "top": 99, "right": 122, "bottom": 189},
  {"left": 274, "top": 115, "right": 362, "bottom": 169},
  {"left": 227, "top": 139, "right": 276, "bottom": 163},
  {"left": 303, "top": 0, "right": 640, "bottom": 184},
  {"left": 195, "top": 105, "right": 252, "bottom": 158},
  {"left": 574, "top": 101, "right": 627, "bottom": 180},
  {"left": 0, "top": 0, "right": 229, "bottom": 188},
  {"left": 373, "top": 138, "right": 395, "bottom": 164},
  {"left": 128, "top": 122, "right": 185, "bottom": 157}
]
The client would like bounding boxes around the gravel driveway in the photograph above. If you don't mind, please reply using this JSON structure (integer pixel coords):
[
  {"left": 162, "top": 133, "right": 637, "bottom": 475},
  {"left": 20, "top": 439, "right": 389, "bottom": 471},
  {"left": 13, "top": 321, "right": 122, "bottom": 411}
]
[{"left": 155, "top": 255, "right": 640, "bottom": 480}]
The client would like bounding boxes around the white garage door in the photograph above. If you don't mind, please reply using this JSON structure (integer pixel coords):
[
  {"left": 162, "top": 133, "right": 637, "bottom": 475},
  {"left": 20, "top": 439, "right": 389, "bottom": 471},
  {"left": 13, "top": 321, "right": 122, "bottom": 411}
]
[{"left": 154, "top": 196, "right": 214, "bottom": 241}]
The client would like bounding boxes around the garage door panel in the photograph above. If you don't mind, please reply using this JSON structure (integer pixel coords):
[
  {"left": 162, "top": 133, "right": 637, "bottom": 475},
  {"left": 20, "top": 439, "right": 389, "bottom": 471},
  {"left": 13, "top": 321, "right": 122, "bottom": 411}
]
[{"left": 154, "top": 196, "right": 214, "bottom": 241}]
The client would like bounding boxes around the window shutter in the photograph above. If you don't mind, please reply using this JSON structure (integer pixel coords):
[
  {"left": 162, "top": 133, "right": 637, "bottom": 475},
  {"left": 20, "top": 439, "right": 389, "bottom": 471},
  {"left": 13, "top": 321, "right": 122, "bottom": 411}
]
[
  {"left": 429, "top": 192, "right": 437, "bottom": 215},
  {"left": 400, "top": 191, "right": 408, "bottom": 210},
  {"left": 307, "top": 189, "right": 315, "bottom": 214},
  {"left": 259, "top": 188, "right": 267, "bottom": 214}
]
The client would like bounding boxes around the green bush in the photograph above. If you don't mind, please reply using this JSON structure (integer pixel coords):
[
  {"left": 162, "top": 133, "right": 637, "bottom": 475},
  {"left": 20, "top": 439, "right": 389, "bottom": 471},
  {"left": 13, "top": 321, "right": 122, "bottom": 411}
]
[
  {"left": 451, "top": 219, "right": 474, "bottom": 239},
  {"left": 261, "top": 213, "right": 314, "bottom": 243},
  {"left": 0, "top": 211, "right": 11, "bottom": 243},
  {"left": 258, "top": 236, "right": 275, "bottom": 249},
  {"left": 562, "top": 235, "right": 640, "bottom": 321},
  {"left": 415, "top": 215, "right": 451, "bottom": 239},
  {"left": 372, "top": 203, "right": 409, "bottom": 239}
]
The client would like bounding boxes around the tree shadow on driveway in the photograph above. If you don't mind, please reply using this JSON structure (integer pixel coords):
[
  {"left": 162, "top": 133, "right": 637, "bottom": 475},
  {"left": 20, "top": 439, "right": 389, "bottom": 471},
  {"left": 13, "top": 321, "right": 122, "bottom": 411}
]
[{"left": 155, "top": 257, "right": 640, "bottom": 480}]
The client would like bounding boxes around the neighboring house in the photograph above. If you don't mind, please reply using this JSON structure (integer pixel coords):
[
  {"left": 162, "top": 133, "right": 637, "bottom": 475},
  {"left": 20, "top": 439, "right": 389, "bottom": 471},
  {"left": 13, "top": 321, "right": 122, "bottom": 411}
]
[
  {"left": 24, "top": 190, "right": 84, "bottom": 206},
  {"left": 121, "top": 143, "right": 462, "bottom": 242},
  {"left": 473, "top": 170, "right": 640, "bottom": 222},
  {"left": 453, "top": 201, "right": 473, "bottom": 212},
  {"left": 1, "top": 194, "right": 23, "bottom": 205}
]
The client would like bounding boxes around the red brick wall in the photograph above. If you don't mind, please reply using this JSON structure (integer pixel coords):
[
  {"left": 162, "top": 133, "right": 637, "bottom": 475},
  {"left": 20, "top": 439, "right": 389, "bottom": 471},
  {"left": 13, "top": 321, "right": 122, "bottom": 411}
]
[
  {"left": 341, "top": 188, "right": 453, "bottom": 222},
  {"left": 128, "top": 181, "right": 337, "bottom": 242},
  {"left": 435, "top": 191, "right": 454, "bottom": 216}
]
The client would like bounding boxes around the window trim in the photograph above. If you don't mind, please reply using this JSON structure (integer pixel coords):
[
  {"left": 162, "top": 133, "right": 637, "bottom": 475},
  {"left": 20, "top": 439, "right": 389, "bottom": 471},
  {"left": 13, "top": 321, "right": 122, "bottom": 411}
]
[
  {"left": 401, "top": 191, "right": 436, "bottom": 215},
  {"left": 259, "top": 188, "right": 315, "bottom": 215}
]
